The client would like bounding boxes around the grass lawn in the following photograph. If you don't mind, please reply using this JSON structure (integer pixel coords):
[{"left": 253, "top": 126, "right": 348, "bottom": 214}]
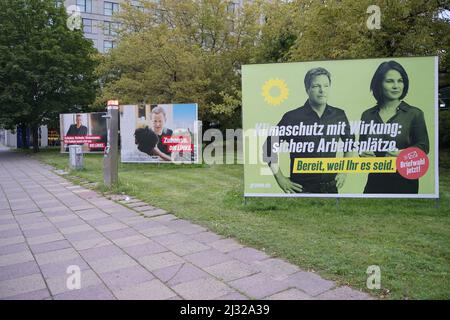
[{"left": 28, "top": 147, "right": 450, "bottom": 300}]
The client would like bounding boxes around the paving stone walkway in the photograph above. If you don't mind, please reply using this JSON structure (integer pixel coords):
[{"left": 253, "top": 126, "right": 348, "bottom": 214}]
[{"left": 0, "top": 148, "right": 373, "bottom": 300}]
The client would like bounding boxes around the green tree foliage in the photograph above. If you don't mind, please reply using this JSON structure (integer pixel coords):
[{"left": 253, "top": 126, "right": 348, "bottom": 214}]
[
  {"left": 99, "top": 0, "right": 449, "bottom": 129},
  {"left": 255, "top": 0, "right": 299, "bottom": 63},
  {"left": 97, "top": 0, "right": 263, "bottom": 128},
  {"left": 0, "top": 0, "right": 98, "bottom": 151},
  {"left": 286, "top": 0, "right": 450, "bottom": 72}
]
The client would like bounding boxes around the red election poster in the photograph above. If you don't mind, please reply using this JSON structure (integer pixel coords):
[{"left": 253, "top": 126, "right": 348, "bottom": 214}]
[{"left": 59, "top": 112, "right": 107, "bottom": 153}]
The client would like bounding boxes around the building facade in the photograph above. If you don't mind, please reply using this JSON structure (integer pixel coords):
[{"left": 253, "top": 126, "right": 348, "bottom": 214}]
[
  {"left": 60, "top": 0, "right": 245, "bottom": 53},
  {"left": 0, "top": 127, "right": 48, "bottom": 149},
  {"left": 62, "top": 0, "right": 126, "bottom": 53}
]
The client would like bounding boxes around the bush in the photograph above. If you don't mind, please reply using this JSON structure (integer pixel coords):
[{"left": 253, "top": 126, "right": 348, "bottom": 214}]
[{"left": 439, "top": 110, "right": 450, "bottom": 149}]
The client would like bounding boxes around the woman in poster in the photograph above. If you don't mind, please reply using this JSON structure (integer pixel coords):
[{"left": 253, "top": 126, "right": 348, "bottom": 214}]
[{"left": 360, "top": 60, "right": 429, "bottom": 194}]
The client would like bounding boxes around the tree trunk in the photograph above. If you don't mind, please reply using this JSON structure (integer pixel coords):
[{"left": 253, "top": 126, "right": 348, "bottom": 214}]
[
  {"left": 31, "top": 125, "right": 39, "bottom": 153},
  {"left": 20, "top": 123, "right": 28, "bottom": 149}
]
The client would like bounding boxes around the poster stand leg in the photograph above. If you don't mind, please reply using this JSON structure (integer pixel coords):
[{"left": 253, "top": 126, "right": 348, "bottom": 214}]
[
  {"left": 336, "top": 198, "right": 340, "bottom": 210},
  {"left": 435, "top": 198, "right": 439, "bottom": 209},
  {"left": 243, "top": 197, "right": 247, "bottom": 206}
]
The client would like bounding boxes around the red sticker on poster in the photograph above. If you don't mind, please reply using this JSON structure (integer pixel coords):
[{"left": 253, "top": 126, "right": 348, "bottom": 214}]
[{"left": 396, "top": 147, "right": 429, "bottom": 180}]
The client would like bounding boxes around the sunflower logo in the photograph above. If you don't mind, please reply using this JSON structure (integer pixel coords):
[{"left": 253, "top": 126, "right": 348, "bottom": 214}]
[{"left": 261, "top": 78, "right": 289, "bottom": 106}]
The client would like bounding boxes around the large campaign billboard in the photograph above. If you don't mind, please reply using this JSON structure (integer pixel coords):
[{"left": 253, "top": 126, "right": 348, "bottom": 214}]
[
  {"left": 120, "top": 103, "right": 199, "bottom": 163},
  {"left": 60, "top": 112, "right": 107, "bottom": 153},
  {"left": 242, "top": 56, "right": 438, "bottom": 198}
]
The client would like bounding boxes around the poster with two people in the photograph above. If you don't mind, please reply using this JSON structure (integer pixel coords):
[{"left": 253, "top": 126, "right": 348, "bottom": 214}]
[{"left": 242, "top": 56, "right": 438, "bottom": 198}]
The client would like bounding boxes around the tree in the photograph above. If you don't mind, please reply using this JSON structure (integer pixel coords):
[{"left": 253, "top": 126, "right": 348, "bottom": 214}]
[
  {"left": 96, "top": 0, "right": 263, "bottom": 129},
  {"left": 0, "top": 0, "right": 98, "bottom": 152},
  {"left": 96, "top": 0, "right": 449, "bottom": 130},
  {"left": 254, "top": 0, "right": 299, "bottom": 63},
  {"left": 286, "top": 0, "right": 450, "bottom": 74}
]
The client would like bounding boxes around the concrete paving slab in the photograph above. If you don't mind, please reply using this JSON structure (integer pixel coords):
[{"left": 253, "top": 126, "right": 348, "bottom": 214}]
[{"left": 0, "top": 149, "right": 371, "bottom": 301}]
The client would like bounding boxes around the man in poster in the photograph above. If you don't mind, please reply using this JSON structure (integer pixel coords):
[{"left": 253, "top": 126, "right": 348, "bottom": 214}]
[
  {"left": 263, "top": 67, "right": 355, "bottom": 193},
  {"left": 133, "top": 106, "right": 173, "bottom": 161},
  {"left": 64, "top": 114, "right": 88, "bottom": 151},
  {"left": 66, "top": 114, "right": 88, "bottom": 136}
]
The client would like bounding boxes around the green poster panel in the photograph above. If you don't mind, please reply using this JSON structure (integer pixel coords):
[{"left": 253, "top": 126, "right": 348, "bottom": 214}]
[{"left": 242, "top": 56, "right": 438, "bottom": 198}]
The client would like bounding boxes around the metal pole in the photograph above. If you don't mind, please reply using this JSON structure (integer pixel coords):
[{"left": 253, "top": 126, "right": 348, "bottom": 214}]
[
  {"left": 193, "top": 120, "right": 202, "bottom": 165},
  {"left": 103, "top": 100, "right": 119, "bottom": 187}
]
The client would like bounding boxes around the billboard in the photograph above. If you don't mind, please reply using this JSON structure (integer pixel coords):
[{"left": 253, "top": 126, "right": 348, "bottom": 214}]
[
  {"left": 59, "top": 112, "right": 107, "bottom": 153},
  {"left": 120, "top": 103, "right": 199, "bottom": 163},
  {"left": 242, "top": 56, "right": 438, "bottom": 198}
]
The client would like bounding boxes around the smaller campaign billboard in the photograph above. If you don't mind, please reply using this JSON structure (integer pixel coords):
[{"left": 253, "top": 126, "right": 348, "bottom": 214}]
[
  {"left": 120, "top": 104, "right": 199, "bottom": 163},
  {"left": 59, "top": 113, "right": 107, "bottom": 153}
]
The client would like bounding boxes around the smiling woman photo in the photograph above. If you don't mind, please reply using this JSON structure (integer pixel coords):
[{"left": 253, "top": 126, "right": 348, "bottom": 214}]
[{"left": 359, "top": 60, "right": 430, "bottom": 194}]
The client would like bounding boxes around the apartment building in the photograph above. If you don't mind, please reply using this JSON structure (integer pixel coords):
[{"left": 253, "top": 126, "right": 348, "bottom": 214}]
[
  {"left": 60, "top": 0, "right": 126, "bottom": 53},
  {"left": 59, "top": 1, "right": 245, "bottom": 53}
]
